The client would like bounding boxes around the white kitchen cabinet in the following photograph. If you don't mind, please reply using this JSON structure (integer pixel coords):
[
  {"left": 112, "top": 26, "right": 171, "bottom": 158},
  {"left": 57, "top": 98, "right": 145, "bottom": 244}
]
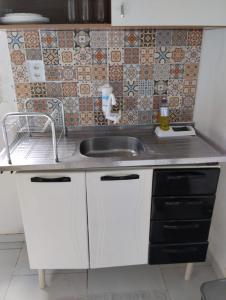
[
  {"left": 16, "top": 172, "right": 89, "bottom": 269},
  {"left": 86, "top": 169, "right": 153, "bottom": 268},
  {"left": 111, "top": 0, "right": 226, "bottom": 26}
]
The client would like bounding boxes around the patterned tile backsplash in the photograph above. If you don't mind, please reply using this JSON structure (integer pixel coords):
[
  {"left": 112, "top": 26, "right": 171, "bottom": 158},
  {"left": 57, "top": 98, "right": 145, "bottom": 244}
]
[{"left": 7, "top": 29, "right": 203, "bottom": 128}]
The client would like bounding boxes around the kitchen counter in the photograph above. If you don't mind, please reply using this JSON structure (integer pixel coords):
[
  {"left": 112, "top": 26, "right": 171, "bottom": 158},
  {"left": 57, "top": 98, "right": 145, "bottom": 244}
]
[{"left": 0, "top": 125, "right": 226, "bottom": 172}]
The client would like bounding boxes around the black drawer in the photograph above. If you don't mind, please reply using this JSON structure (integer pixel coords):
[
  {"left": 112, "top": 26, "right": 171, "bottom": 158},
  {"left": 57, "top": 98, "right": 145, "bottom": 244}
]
[
  {"left": 151, "top": 195, "right": 215, "bottom": 220},
  {"left": 153, "top": 168, "right": 220, "bottom": 196},
  {"left": 150, "top": 220, "right": 211, "bottom": 244},
  {"left": 149, "top": 242, "right": 208, "bottom": 265}
]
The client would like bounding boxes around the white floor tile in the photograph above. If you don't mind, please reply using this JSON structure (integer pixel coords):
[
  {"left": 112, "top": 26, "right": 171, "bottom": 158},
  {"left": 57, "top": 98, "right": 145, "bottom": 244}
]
[
  {"left": 6, "top": 273, "right": 87, "bottom": 300},
  {"left": 0, "top": 249, "right": 20, "bottom": 300},
  {"left": 14, "top": 245, "right": 86, "bottom": 276},
  {"left": 161, "top": 265, "right": 217, "bottom": 300},
  {"left": 88, "top": 265, "right": 165, "bottom": 294}
]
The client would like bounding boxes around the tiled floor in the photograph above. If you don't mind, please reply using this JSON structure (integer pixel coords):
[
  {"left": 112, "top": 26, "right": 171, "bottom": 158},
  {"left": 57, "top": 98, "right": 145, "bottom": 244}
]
[{"left": 0, "top": 243, "right": 218, "bottom": 300}]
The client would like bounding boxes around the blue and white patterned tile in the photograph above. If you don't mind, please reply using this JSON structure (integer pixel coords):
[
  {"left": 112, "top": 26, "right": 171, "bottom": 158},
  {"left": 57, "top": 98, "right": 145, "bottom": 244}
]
[
  {"left": 123, "top": 81, "right": 139, "bottom": 97},
  {"left": 154, "top": 47, "right": 172, "bottom": 64},
  {"left": 7, "top": 31, "right": 24, "bottom": 49},
  {"left": 139, "top": 80, "right": 154, "bottom": 97}
]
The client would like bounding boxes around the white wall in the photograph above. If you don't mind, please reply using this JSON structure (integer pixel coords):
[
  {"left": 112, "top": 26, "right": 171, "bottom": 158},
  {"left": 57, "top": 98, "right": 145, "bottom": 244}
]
[
  {"left": 0, "top": 31, "right": 23, "bottom": 234},
  {"left": 194, "top": 28, "right": 226, "bottom": 277}
]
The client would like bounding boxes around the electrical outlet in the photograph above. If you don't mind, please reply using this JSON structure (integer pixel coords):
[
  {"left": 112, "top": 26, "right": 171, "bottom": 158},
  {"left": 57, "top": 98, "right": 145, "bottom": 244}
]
[{"left": 27, "top": 60, "right": 46, "bottom": 83}]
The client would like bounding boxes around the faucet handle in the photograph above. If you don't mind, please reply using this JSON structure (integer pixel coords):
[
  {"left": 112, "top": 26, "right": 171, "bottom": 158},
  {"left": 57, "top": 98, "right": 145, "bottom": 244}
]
[{"left": 109, "top": 93, "right": 116, "bottom": 106}]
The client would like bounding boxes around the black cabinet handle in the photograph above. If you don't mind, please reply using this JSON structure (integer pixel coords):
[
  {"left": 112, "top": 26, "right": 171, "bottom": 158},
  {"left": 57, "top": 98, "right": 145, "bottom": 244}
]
[
  {"left": 101, "top": 174, "right": 140, "bottom": 181},
  {"left": 167, "top": 172, "right": 206, "bottom": 180},
  {"left": 164, "top": 200, "right": 204, "bottom": 206},
  {"left": 163, "top": 224, "right": 200, "bottom": 230},
  {"left": 163, "top": 247, "right": 197, "bottom": 254},
  {"left": 31, "top": 177, "right": 71, "bottom": 183}
]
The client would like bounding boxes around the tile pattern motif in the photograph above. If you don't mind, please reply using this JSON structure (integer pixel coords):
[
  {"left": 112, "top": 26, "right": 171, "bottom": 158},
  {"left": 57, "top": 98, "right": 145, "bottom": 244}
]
[{"left": 7, "top": 29, "right": 202, "bottom": 127}]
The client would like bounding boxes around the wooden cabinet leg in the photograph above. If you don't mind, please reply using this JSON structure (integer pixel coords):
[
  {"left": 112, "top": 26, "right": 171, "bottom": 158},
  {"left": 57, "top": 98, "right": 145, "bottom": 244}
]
[
  {"left": 38, "top": 269, "right": 45, "bottom": 289},
  {"left": 185, "top": 263, "right": 194, "bottom": 280}
]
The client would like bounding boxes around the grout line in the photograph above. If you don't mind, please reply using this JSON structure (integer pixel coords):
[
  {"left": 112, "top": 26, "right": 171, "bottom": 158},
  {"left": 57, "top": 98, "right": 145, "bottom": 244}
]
[
  {"left": 158, "top": 265, "right": 174, "bottom": 300},
  {"left": 3, "top": 247, "right": 22, "bottom": 300}
]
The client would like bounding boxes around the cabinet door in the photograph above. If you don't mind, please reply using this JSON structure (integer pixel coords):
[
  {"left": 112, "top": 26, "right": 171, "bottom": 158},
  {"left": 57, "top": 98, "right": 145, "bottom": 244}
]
[
  {"left": 16, "top": 172, "right": 89, "bottom": 269},
  {"left": 87, "top": 169, "right": 153, "bottom": 268},
  {"left": 112, "top": 0, "right": 226, "bottom": 26}
]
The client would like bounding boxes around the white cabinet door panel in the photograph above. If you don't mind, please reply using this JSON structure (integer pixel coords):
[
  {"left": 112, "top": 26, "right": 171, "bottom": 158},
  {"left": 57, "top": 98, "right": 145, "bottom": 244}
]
[
  {"left": 112, "top": 0, "right": 226, "bottom": 26},
  {"left": 16, "top": 172, "right": 89, "bottom": 269},
  {"left": 87, "top": 169, "right": 153, "bottom": 269}
]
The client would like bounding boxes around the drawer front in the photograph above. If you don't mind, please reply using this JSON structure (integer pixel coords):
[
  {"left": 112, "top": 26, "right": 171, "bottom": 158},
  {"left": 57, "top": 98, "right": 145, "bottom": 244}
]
[
  {"left": 150, "top": 220, "right": 211, "bottom": 244},
  {"left": 151, "top": 196, "right": 215, "bottom": 220},
  {"left": 153, "top": 168, "right": 220, "bottom": 196},
  {"left": 149, "top": 242, "right": 208, "bottom": 265}
]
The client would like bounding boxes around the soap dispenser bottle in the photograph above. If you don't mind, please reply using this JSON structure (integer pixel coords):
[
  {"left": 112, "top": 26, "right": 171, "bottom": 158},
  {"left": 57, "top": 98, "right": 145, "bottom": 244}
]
[{"left": 159, "top": 97, "right": 170, "bottom": 131}]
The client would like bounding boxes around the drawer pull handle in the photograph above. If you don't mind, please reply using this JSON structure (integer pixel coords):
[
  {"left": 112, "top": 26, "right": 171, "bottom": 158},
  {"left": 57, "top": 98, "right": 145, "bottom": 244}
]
[
  {"left": 101, "top": 174, "right": 139, "bottom": 181},
  {"left": 163, "top": 224, "right": 200, "bottom": 230},
  {"left": 167, "top": 172, "right": 205, "bottom": 180},
  {"left": 165, "top": 200, "right": 204, "bottom": 206},
  {"left": 163, "top": 247, "right": 197, "bottom": 254},
  {"left": 31, "top": 177, "right": 71, "bottom": 183}
]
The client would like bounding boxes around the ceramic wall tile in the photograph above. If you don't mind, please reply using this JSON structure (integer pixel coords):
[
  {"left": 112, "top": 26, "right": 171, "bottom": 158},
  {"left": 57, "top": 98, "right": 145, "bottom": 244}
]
[
  {"left": 30, "top": 82, "right": 47, "bottom": 98},
  {"left": 62, "top": 82, "right": 77, "bottom": 97},
  {"left": 15, "top": 83, "right": 31, "bottom": 99},
  {"left": 57, "top": 31, "right": 74, "bottom": 48},
  {"left": 8, "top": 28, "right": 203, "bottom": 127},
  {"left": 74, "top": 30, "right": 90, "bottom": 48},
  {"left": 140, "top": 29, "right": 156, "bottom": 47},
  {"left": 124, "top": 30, "right": 140, "bottom": 47},
  {"left": 43, "top": 48, "right": 60, "bottom": 65},
  {"left": 10, "top": 49, "right": 26, "bottom": 65},
  {"left": 7, "top": 31, "right": 24, "bottom": 49},
  {"left": 155, "top": 47, "right": 172, "bottom": 64},
  {"left": 92, "top": 48, "right": 107, "bottom": 64},
  {"left": 90, "top": 31, "right": 108, "bottom": 48},
  {"left": 46, "top": 82, "right": 63, "bottom": 98},
  {"left": 24, "top": 31, "right": 40, "bottom": 48},
  {"left": 25, "top": 49, "right": 42, "bottom": 60},
  {"left": 108, "top": 48, "right": 124, "bottom": 65},
  {"left": 59, "top": 48, "right": 74, "bottom": 65},
  {"left": 108, "top": 31, "right": 124, "bottom": 48},
  {"left": 109, "top": 65, "right": 123, "bottom": 82},
  {"left": 40, "top": 31, "right": 58, "bottom": 48}
]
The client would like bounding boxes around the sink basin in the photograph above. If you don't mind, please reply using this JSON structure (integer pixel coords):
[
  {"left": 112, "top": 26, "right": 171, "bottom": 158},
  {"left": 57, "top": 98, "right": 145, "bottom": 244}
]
[{"left": 80, "top": 136, "right": 145, "bottom": 158}]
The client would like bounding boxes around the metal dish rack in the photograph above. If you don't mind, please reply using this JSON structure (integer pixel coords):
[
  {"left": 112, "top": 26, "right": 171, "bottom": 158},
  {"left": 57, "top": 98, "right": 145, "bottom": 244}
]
[{"left": 2, "top": 98, "right": 66, "bottom": 164}]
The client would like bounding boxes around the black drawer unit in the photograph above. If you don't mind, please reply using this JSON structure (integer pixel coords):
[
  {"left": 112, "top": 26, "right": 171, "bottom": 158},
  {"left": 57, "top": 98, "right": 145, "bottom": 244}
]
[
  {"left": 151, "top": 195, "right": 215, "bottom": 220},
  {"left": 149, "top": 167, "right": 220, "bottom": 266},
  {"left": 150, "top": 219, "right": 211, "bottom": 244},
  {"left": 152, "top": 168, "right": 220, "bottom": 196},
  {"left": 149, "top": 242, "right": 208, "bottom": 265}
]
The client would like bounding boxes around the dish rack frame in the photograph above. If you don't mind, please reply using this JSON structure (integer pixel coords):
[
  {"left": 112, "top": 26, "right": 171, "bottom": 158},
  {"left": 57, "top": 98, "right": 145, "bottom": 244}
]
[{"left": 2, "top": 98, "right": 67, "bottom": 164}]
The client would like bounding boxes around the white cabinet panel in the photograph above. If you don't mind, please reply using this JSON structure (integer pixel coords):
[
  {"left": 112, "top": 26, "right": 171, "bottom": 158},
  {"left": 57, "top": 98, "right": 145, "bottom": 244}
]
[
  {"left": 112, "top": 0, "right": 226, "bottom": 26},
  {"left": 16, "top": 172, "right": 89, "bottom": 269},
  {"left": 87, "top": 169, "right": 153, "bottom": 269}
]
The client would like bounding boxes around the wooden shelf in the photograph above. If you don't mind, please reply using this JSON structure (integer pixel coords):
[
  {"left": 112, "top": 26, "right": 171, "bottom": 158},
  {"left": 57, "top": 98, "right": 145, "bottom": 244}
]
[
  {"left": 0, "top": 23, "right": 112, "bottom": 30},
  {"left": 0, "top": 23, "right": 223, "bottom": 30}
]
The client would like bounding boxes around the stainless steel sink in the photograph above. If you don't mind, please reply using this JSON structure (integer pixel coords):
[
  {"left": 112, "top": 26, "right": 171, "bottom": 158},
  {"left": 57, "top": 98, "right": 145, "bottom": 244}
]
[{"left": 80, "top": 136, "right": 145, "bottom": 158}]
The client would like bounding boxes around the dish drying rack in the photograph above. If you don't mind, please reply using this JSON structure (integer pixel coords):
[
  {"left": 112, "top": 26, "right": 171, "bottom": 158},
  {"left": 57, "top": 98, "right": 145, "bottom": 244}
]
[{"left": 2, "top": 98, "right": 66, "bottom": 164}]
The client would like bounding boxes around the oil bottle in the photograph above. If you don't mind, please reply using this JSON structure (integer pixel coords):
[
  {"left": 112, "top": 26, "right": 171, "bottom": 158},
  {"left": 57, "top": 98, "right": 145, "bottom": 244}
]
[{"left": 159, "top": 97, "right": 170, "bottom": 131}]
